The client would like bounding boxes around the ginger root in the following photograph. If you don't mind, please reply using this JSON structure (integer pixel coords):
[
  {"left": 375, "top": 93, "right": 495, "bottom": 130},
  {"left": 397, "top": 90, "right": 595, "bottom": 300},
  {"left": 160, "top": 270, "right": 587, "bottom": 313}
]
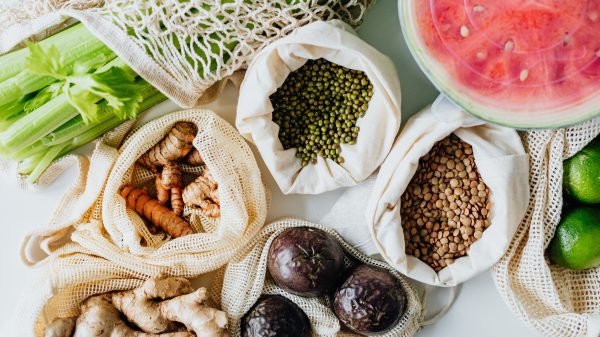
[
  {"left": 183, "top": 168, "right": 220, "bottom": 218},
  {"left": 46, "top": 275, "right": 229, "bottom": 337},
  {"left": 121, "top": 186, "right": 194, "bottom": 237},
  {"left": 44, "top": 317, "right": 75, "bottom": 337},
  {"left": 138, "top": 122, "right": 197, "bottom": 171},
  {"left": 113, "top": 275, "right": 193, "bottom": 333},
  {"left": 161, "top": 288, "right": 229, "bottom": 337}
]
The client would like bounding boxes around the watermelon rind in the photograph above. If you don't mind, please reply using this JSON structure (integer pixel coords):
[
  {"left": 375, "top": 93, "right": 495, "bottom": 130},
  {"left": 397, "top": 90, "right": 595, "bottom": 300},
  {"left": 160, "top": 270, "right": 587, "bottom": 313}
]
[{"left": 398, "top": 0, "right": 600, "bottom": 129}]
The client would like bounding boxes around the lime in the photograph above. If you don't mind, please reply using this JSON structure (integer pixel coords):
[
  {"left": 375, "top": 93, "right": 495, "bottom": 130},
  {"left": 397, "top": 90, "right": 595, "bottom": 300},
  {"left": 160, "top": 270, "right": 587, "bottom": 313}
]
[
  {"left": 563, "top": 137, "right": 600, "bottom": 204},
  {"left": 548, "top": 207, "right": 600, "bottom": 270}
]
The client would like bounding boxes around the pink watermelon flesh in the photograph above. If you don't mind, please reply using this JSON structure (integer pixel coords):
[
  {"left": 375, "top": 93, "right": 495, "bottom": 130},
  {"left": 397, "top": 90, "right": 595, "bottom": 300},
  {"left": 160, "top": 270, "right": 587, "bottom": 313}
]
[{"left": 416, "top": 0, "right": 600, "bottom": 113}]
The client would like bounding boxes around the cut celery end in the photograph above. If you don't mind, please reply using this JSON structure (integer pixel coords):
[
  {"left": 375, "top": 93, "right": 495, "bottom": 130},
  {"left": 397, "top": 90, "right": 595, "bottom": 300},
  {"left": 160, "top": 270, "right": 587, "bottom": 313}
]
[{"left": 25, "top": 144, "right": 67, "bottom": 184}]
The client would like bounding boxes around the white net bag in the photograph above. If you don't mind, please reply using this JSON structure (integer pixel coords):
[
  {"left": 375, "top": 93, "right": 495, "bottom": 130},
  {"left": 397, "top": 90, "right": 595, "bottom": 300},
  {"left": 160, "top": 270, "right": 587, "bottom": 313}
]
[
  {"left": 7, "top": 240, "right": 154, "bottom": 337},
  {"left": 213, "top": 219, "right": 423, "bottom": 337},
  {"left": 491, "top": 118, "right": 600, "bottom": 337},
  {"left": 0, "top": 0, "right": 373, "bottom": 107},
  {"left": 95, "top": 109, "right": 268, "bottom": 274}
]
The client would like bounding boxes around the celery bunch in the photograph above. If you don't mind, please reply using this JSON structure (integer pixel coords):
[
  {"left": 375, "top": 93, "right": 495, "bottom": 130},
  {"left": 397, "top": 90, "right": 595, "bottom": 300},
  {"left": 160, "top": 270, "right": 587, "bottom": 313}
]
[{"left": 0, "top": 24, "right": 167, "bottom": 184}]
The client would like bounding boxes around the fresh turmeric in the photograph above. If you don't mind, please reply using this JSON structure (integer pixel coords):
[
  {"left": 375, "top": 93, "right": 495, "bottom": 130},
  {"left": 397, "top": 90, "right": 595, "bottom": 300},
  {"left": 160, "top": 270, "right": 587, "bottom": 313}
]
[
  {"left": 156, "top": 175, "right": 170, "bottom": 205},
  {"left": 138, "top": 122, "right": 197, "bottom": 171},
  {"left": 182, "top": 168, "right": 220, "bottom": 218},
  {"left": 171, "top": 186, "right": 184, "bottom": 216},
  {"left": 183, "top": 148, "right": 204, "bottom": 166},
  {"left": 121, "top": 186, "right": 194, "bottom": 237}
]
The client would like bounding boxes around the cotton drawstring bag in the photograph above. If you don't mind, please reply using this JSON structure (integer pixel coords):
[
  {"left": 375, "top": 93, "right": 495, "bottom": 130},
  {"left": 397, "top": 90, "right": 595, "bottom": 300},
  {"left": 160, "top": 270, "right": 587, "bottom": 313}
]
[
  {"left": 0, "top": 0, "right": 372, "bottom": 107},
  {"left": 366, "top": 96, "right": 530, "bottom": 287},
  {"left": 236, "top": 20, "right": 402, "bottom": 194},
  {"left": 213, "top": 219, "right": 425, "bottom": 337},
  {"left": 492, "top": 119, "right": 600, "bottom": 337}
]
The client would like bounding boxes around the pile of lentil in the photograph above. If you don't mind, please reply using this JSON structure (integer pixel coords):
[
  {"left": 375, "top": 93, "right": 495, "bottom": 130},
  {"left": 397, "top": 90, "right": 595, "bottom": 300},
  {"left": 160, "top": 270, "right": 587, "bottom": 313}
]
[
  {"left": 270, "top": 58, "right": 373, "bottom": 166},
  {"left": 401, "top": 134, "right": 491, "bottom": 272}
]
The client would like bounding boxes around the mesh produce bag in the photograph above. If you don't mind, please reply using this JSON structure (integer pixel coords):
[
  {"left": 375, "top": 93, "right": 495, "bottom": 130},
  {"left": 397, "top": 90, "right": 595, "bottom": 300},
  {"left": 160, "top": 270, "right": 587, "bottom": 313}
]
[
  {"left": 0, "top": 0, "right": 373, "bottom": 107},
  {"left": 492, "top": 118, "right": 600, "bottom": 337},
  {"left": 213, "top": 219, "right": 424, "bottom": 337},
  {"left": 8, "top": 239, "right": 153, "bottom": 337},
  {"left": 21, "top": 109, "right": 268, "bottom": 279}
]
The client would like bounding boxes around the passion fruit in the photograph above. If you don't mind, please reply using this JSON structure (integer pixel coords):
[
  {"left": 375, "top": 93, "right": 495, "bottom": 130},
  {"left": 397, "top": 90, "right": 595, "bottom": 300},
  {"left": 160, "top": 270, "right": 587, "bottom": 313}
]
[
  {"left": 267, "top": 227, "right": 345, "bottom": 297},
  {"left": 333, "top": 264, "right": 406, "bottom": 334},
  {"left": 242, "top": 295, "right": 311, "bottom": 337}
]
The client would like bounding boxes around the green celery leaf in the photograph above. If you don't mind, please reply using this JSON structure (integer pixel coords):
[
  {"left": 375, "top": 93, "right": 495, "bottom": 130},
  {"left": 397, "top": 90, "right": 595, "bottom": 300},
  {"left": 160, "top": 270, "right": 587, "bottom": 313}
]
[
  {"left": 66, "top": 89, "right": 101, "bottom": 124},
  {"left": 72, "top": 53, "right": 113, "bottom": 75},
  {"left": 25, "top": 42, "right": 67, "bottom": 79},
  {"left": 23, "top": 82, "right": 64, "bottom": 113},
  {"left": 67, "top": 66, "right": 144, "bottom": 122}
]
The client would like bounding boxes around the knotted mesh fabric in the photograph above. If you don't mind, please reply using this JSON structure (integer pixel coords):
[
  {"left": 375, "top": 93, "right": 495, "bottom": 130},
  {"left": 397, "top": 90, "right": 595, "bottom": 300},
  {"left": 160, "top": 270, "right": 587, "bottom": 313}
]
[
  {"left": 492, "top": 118, "right": 600, "bottom": 337},
  {"left": 213, "top": 219, "right": 424, "bottom": 337},
  {"left": 0, "top": 0, "right": 373, "bottom": 107}
]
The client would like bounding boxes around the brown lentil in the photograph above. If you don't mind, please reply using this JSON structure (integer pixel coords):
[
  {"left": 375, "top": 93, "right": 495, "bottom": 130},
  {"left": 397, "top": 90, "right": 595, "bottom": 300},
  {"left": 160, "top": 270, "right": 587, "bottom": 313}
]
[{"left": 401, "top": 134, "right": 491, "bottom": 272}]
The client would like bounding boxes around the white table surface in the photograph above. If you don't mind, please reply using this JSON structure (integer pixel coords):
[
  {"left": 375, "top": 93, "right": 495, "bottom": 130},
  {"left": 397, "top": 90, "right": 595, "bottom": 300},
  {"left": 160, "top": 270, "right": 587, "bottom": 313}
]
[{"left": 0, "top": 1, "right": 537, "bottom": 336}]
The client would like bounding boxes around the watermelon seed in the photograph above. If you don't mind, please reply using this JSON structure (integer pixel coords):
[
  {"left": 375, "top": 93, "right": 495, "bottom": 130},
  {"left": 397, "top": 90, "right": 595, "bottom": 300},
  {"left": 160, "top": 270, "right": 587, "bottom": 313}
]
[
  {"left": 473, "top": 5, "right": 484, "bottom": 13},
  {"left": 504, "top": 40, "right": 515, "bottom": 52},
  {"left": 563, "top": 34, "right": 572, "bottom": 46},
  {"left": 589, "top": 11, "right": 599, "bottom": 22},
  {"left": 519, "top": 69, "right": 529, "bottom": 82},
  {"left": 596, "top": 49, "right": 600, "bottom": 57},
  {"left": 476, "top": 51, "right": 487, "bottom": 60},
  {"left": 460, "top": 25, "right": 470, "bottom": 38}
]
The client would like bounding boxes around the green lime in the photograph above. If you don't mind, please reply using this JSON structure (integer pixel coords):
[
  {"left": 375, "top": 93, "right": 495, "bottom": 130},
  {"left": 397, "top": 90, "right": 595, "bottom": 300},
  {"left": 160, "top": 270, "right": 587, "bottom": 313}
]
[
  {"left": 548, "top": 207, "right": 600, "bottom": 270},
  {"left": 563, "top": 137, "right": 600, "bottom": 204}
]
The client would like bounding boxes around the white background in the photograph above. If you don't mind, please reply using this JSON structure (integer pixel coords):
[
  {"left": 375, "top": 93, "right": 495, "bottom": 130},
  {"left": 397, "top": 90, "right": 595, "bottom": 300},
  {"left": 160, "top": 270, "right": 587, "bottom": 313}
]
[{"left": 0, "top": 1, "right": 536, "bottom": 336}]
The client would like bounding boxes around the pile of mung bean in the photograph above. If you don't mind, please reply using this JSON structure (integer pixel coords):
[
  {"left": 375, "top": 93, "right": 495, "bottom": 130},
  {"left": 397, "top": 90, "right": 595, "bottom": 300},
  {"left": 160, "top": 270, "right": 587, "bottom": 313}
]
[
  {"left": 401, "top": 134, "right": 491, "bottom": 272},
  {"left": 270, "top": 58, "right": 373, "bottom": 166}
]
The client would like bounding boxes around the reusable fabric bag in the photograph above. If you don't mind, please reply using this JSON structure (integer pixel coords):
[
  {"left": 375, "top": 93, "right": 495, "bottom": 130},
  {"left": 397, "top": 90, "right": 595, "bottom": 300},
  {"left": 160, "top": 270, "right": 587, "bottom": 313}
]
[
  {"left": 0, "top": 0, "right": 372, "bottom": 107},
  {"left": 236, "top": 20, "right": 402, "bottom": 194},
  {"left": 492, "top": 119, "right": 600, "bottom": 337},
  {"left": 214, "top": 219, "right": 424, "bottom": 337},
  {"left": 366, "top": 96, "right": 530, "bottom": 287},
  {"left": 21, "top": 109, "right": 268, "bottom": 279}
]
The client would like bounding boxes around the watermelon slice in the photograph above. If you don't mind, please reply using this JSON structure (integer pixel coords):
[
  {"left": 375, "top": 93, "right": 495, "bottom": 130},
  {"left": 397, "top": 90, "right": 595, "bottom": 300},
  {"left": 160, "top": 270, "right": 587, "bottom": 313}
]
[{"left": 401, "top": 0, "right": 600, "bottom": 128}]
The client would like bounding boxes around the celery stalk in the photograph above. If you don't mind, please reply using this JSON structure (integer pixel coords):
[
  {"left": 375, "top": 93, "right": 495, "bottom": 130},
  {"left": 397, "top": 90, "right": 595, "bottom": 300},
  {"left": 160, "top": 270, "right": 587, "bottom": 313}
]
[
  {"left": 25, "top": 144, "right": 67, "bottom": 184},
  {"left": 0, "top": 26, "right": 116, "bottom": 112},
  {"left": 7, "top": 140, "right": 45, "bottom": 161},
  {"left": 43, "top": 82, "right": 160, "bottom": 146},
  {"left": 0, "top": 24, "right": 105, "bottom": 83},
  {"left": 0, "top": 58, "right": 132, "bottom": 152}
]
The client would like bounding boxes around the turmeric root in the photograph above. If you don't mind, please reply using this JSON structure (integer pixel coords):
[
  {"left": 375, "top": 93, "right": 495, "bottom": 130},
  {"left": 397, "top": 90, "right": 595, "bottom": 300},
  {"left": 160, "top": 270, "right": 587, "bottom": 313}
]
[
  {"left": 44, "top": 317, "right": 75, "bottom": 337},
  {"left": 160, "top": 288, "right": 230, "bottom": 337},
  {"left": 182, "top": 168, "right": 220, "bottom": 218},
  {"left": 121, "top": 186, "right": 194, "bottom": 237},
  {"left": 183, "top": 148, "right": 204, "bottom": 166},
  {"left": 138, "top": 122, "right": 197, "bottom": 170},
  {"left": 156, "top": 175, "right": 170, "bottom": 205},
  {"left": 113, "top": 275, "right": 193, "bottom": 333},
  {"left": 171, "top": 187, "right": 184, "bottom": 216},
  {"left": 161, "top": 162, "right": 183, "bottom": 190}
]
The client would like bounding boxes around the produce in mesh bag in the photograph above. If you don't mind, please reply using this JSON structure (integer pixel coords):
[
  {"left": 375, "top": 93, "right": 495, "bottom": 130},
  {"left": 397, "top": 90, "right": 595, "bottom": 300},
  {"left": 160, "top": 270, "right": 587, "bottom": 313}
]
[
  {"left": 213, "top": 219, "right": 423, "bottom": 337},
  {"left": 237, "top": 20, "right": 402, "bottom": 194},
  {"left": 41, "top": 274, "right": 229, "bottom": 337},
  {"left": 492, "top": 120, "right": 600, "bottom": 337},
  {"left": 0, "top": 0, "right": 373, "bottom": 108},
  {"left": 366, "top": 96, "right": 529, "bottom": 287},
  {"left": 400, "top": 0, "right": 600, "bottom": 128}
]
